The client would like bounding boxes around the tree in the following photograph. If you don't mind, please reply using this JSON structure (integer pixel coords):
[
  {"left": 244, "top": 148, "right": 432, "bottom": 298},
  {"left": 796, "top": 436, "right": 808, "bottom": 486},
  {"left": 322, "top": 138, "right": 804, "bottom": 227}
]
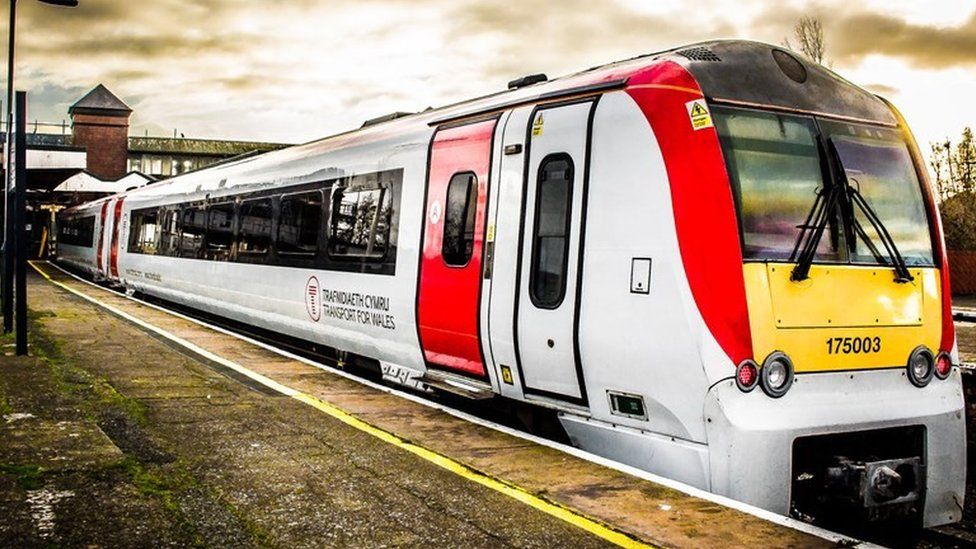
[
  {"left": 933, "top": 127, "right": 976, "bottom": 250},
  {"left": 784, "top": 16, "right": 827, "bottom": 65},
  {"left": 931, "top": 127, "right": 976, "bottom": 199}
]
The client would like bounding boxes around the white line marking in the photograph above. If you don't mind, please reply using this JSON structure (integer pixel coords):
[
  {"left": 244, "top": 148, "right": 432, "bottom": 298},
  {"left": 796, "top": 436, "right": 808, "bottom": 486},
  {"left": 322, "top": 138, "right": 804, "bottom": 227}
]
[{"left": 40, "top": 261, "right": 873, "bottom": 547}]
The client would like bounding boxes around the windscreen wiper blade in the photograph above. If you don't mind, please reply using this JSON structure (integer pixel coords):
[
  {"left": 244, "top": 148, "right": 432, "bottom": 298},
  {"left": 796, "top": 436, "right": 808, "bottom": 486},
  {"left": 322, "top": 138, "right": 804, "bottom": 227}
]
[
  {"left": 824, "top": 138, "right": 914, "bottom": 284},
  {"left": 847, "top": 184, "right": 915, "bottom": 283},
  {"left": 790, "top": 182, "right": 843, "bottom": 282}
]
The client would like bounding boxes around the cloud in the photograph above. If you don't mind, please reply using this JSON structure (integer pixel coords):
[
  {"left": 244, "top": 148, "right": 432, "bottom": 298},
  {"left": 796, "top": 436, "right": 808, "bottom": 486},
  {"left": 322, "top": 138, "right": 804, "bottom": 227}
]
[
  {"left": 0, "top": 0, "right": 969, "bottom": 151},
  {"left": 750, "top": 4, "right": 976, "bottom": 68},
  {"left": 831, "top": 11, "right": 976, "bottom": 68}
]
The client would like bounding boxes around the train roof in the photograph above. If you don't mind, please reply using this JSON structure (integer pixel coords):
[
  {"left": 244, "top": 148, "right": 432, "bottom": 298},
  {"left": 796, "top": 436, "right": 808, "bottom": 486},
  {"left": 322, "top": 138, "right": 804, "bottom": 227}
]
[{"left": 70, "top": 39, "right": 895, "bottom": 209}]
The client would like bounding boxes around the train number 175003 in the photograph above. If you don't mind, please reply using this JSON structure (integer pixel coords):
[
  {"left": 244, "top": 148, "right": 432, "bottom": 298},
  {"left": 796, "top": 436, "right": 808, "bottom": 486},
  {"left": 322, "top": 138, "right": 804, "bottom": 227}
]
[{"left": 826, "top": 336, "right": 881, "bottom": 355}]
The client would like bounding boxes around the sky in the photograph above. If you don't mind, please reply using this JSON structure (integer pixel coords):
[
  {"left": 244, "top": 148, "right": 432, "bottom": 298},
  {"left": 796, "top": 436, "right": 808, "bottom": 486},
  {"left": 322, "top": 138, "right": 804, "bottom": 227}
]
[{"left": 4, "top": 0, "right": 975, "bottom": 159}]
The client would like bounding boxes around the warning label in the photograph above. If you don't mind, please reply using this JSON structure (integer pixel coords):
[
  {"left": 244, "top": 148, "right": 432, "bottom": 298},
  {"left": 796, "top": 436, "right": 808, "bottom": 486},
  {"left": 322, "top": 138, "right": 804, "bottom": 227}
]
[
  {"left": 532, "top": 113, "right": 544, "bottom": 136},
  {"left": 685, "top": 99, "right": 713, "bottom": 130}
]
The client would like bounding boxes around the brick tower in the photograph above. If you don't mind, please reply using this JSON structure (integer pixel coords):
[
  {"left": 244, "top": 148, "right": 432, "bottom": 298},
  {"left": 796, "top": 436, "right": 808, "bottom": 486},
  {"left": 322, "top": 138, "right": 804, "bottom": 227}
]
[{"left": 69, "top": 84, "right": 131, "bottom": 180}]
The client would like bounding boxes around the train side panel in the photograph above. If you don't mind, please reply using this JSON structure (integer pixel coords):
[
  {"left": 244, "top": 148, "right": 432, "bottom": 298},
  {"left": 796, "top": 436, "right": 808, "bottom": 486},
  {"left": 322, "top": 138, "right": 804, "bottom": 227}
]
[{"left": 114, "top": 131, "right": 432, "bottom": 375}]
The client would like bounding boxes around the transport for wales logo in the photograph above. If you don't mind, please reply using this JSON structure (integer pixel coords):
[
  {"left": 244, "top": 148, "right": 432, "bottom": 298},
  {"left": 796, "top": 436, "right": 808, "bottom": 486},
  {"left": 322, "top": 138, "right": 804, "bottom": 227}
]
[{"left": 305, "top": 276, "right": 321, "bottom": 321}]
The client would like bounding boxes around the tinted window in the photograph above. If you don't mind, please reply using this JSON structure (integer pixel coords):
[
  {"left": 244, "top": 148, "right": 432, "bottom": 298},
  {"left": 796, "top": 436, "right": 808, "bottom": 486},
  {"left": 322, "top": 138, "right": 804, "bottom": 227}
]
[
  {"left": 442, "top": 173, "right": 478, "bottom": 267},
  {"left": 329, "top": 186, "right": 391, "bottom": 260},
  {"left": 277, "top": 192, "right": 321, "bottom": 255},
  {"left": 180, "top": 207, "right": 207, "bottom": 258},
  {"left": 238, "top": 198, "right": 272, "bottom": 256},
  {"left": 158, "top": 208, "right": 181, "bottom": 256},
  {"left": 128, "top": 208, "right": 160, "bottom": 254},
  {"left": 206, "top": 202, "right": 235, "bottom": 261},
  {"left": 530, "top": 155, "right": 573, "bottom": 308},
  {"left": 60, "top": 215, "right": 96, "bottom": 248}
]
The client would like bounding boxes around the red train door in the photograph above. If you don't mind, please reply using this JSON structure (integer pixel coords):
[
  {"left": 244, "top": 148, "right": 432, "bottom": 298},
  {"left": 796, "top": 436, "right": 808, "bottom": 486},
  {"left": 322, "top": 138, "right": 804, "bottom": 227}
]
[
  {"left": 96, "top": 201, "right": 109, "bottom": 277},
  {"left": 109, "top": 197, "right": 125, "bottom": 279},
  {"left": 416, "top": 118, "right": 497, "bottom": 378}
]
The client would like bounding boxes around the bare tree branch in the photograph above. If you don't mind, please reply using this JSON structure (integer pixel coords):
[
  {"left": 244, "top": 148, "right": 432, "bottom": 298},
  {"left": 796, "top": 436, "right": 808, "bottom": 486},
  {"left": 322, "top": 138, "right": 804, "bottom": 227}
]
[{"left": 789, "top": 16, "right": 827, "bottom": 65}]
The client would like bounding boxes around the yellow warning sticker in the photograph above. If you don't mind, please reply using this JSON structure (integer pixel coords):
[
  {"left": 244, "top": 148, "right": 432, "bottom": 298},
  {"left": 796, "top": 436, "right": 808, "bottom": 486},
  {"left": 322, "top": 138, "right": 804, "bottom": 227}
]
[
  {"left": 532, "top": 113, "right": 544, "bottom": 136},
  {"left": 500, "top": 365, "right": 514, "bottom": 385},
  {"left": 486, "top": 224, "right": 495, "bottom": 243},
  {"left": 685, "top": 99, "right": 713, "bottom": 130}
]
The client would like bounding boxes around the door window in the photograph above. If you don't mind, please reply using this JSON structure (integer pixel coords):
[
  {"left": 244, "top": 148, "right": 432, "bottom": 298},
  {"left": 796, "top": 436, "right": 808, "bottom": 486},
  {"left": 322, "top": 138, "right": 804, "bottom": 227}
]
[
  {"left": 529, "top": 154, "right": 574, "bottom": 308},
  {"left": 442, "top": 172, "right": 478, "bottom": 267}
]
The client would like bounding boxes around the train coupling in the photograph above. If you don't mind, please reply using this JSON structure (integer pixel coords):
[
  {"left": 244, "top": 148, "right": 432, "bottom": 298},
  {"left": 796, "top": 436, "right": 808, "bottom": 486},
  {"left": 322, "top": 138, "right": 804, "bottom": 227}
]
[{"left": 822, "top": 456, "right": 923, "bottom": 521}]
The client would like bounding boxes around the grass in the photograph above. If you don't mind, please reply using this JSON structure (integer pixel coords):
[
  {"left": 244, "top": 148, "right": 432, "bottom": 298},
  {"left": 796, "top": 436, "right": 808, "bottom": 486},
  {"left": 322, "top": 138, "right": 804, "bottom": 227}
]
[
  {"left": 0, "top": 463, "right": 45, "bottom": 490},
  {"left": 29, "top": 323, "right": 148, "bottom": 427}
]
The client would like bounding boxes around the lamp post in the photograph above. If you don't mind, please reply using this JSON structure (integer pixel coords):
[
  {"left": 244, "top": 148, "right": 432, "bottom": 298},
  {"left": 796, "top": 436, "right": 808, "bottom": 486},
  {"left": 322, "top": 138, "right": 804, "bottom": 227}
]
[{"left": 2, "top": 0, "right": 77, "bottom": 333}]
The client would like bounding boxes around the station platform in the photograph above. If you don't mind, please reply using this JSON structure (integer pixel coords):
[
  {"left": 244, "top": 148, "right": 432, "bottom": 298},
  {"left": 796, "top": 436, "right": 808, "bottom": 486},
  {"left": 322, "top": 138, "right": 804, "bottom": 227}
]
[{"left": 0, "top": 261, "right": 861, "bottom": 547}]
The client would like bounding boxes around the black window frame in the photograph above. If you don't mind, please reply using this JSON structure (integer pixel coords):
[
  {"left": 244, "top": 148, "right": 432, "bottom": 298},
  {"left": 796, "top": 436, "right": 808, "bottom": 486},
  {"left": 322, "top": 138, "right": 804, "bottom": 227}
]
[
  {"left": 179, "top": 205, "right": 208, "bottom": 259},
  {"left": 528, "top": 153, "right": 575, "bottom": 310},
  {"left": 59, "top": 214, "right": 96, "bottom": 248},
  {"left": 236, "top": 197, "right": 273, "bottom": 259},
  {"left": 120, "top": 168, "right": 403, "bottom": 276},
  {"left": 441, "top": 171, "right": 479, "bottom": 268},
  {"left": 327, "top": 179, "right": 393, "bottom": 262},
  {"left": 158, "top": 207, "right": 181, "bottom": 257},
  {"left": 127, "top": 207, "right": 161, "bottom": 255},
  {"left": 276, "top": 190, "right": 323, "bottom": 257},
  {"left": 205, "top": 201, "right": 236, "bottom": 261}
]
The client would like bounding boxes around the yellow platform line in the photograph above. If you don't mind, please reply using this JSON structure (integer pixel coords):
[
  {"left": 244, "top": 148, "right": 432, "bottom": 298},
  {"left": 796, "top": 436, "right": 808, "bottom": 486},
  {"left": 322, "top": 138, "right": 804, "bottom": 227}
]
[{"left": 30, "top": 261, "right": 653, "bottom": 548}]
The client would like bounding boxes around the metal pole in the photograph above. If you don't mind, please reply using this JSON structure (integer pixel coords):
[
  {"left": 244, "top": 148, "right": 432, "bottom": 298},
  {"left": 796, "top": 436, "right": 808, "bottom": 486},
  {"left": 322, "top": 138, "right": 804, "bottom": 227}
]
[
  {"left": 1, "top": 0, "right": 14, "bottom": 333},
  {"left": 13, "top": 89, "right": 24, "bottom": 354}
]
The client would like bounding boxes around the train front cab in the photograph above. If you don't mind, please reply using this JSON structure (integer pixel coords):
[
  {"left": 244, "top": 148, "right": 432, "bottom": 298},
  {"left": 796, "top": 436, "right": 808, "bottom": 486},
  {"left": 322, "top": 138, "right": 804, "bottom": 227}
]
[{"left": 684, "top": 49, "right": 966, "bottom": 527}]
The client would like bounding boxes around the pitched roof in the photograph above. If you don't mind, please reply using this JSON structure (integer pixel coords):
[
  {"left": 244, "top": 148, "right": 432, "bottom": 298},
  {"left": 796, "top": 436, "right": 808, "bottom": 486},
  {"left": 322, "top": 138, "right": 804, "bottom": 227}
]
[{"left": 68, "top": 84, "right": 132, "bottom": 115}]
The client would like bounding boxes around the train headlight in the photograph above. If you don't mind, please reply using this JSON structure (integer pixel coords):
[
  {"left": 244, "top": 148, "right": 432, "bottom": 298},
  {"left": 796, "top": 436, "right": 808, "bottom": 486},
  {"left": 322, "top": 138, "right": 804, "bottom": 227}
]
[
  {"left": 760, "top": 352, "right": 794, "bottom": 398},
  {"left": 934, "top": 352, "right": 952, "bottom": 380},
  {"left": 906, "top": 346, "right": 935, "bottom": 387},
  {"left": 735, "top": 360, "right": 759, "bottom": 392}
]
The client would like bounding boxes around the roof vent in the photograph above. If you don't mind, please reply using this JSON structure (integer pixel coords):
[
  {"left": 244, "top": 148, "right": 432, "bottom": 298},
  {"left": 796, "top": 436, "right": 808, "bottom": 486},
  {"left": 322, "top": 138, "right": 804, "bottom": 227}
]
[
  {"left": 676, "top": 47, "right": 721, "bottom": 62},
  {"left": 508, "top": 73, "right": 548, "bottom": 89},
  {"left": 361, "top": 111, "right": 414, "bottom": 128}
]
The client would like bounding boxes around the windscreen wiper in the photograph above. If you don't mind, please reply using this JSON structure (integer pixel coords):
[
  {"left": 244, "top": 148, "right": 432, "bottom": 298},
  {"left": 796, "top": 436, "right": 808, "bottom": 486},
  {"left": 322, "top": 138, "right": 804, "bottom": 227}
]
[
  {"left": 789, "top": 181, "right": 843, "bottom": 282},
  {"left": 846, "top": 182, "right": 914, "bottom": 283},
  {"left": 824, "top": 138, "right": 914, "bottom": 284}
]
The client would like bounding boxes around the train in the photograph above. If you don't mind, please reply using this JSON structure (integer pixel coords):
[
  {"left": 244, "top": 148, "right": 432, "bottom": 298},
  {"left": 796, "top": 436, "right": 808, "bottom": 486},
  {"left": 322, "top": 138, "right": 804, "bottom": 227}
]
[{"left": 55, "top": 40, "right": 964, "bottom": 528}]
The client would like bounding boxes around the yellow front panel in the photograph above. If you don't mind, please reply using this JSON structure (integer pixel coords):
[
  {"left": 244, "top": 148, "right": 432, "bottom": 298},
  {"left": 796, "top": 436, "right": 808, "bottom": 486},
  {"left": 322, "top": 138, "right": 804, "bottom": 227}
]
[{"left": 743, "top": 264, "right": 942, "bottom": 373}]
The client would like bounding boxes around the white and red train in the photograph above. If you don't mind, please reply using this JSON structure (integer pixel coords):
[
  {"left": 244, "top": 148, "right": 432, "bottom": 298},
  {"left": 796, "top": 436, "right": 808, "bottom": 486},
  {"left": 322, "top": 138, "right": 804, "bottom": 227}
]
[{"left": 56, "top": 41, "right": 965, "bottom": 527}]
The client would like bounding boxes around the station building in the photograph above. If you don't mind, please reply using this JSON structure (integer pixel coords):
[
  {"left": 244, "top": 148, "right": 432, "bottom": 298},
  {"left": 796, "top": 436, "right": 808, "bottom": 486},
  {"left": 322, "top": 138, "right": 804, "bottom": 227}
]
[{"left": 5, "top": 84, "right": 291, "bottom": 255}]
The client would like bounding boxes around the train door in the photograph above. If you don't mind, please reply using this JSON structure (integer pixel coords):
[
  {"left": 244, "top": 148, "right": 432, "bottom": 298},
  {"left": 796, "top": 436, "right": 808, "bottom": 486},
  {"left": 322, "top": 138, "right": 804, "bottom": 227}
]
[
  {"left": 505, "top": 101, "right": 594, "bottom": 404},
  {"left": 95, "top": 201, "right": 110, "bottom": 278},
  {"left": 416, "top": 118, "right": 497, "bottom": 378},
  {"left": 108, "top": 197, "right": 125, "bottom": 280}
]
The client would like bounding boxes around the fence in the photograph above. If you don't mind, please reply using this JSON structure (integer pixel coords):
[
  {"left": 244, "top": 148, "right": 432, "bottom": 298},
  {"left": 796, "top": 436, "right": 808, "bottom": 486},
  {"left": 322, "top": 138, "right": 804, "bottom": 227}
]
[{"left": 949, "top": 250, "right": 976, "bottom": 296}]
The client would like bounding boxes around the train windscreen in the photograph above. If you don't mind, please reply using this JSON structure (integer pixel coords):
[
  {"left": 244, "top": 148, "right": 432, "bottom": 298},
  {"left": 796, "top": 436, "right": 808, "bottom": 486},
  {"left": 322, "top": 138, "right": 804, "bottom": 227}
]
[{"left": 713, "top": 106, "right": 934, "bottom": 267}]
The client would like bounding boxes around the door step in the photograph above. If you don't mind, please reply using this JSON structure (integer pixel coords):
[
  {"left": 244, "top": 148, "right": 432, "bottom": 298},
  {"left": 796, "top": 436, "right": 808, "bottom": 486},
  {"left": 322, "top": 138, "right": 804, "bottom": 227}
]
[{"left": 418, "top": 370, "right": 494, "bottom": 400}]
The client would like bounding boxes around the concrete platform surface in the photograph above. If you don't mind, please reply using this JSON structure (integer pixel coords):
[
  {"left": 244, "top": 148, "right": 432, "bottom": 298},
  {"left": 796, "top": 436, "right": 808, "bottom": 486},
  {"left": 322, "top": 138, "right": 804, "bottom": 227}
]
[{"left": 0, "top": 262, "right": 846, "bottom": 548}]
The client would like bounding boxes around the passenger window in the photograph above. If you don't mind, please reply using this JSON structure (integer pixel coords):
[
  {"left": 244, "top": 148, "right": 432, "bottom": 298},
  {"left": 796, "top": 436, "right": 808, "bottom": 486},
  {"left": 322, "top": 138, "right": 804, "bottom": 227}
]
[
  {"left": 277, "top": 192, "right": 322, "bottom": 255},
  {"left": 328, "top": 185, "right": 392, "bottom": 260},
  {"left": 159, "top": 209, "right": 181, "bottom": 256},
  {"left": 238, "top": 198, "right": 273, "bottom": 256},
  {"left": 442, "top": 173, "right": 478, "bottom": 267},
  {"left": 128, "top": 208, "right": 160, "bottom": 255},
  {"left": 61, "top": 215, "right": 96, "bottom": 248},
  {"left": 179, "top": 206, "right": 207, "bottom": 258},
  {"left": 206, "top": 202, "right": 235, "bottom": 261},
  {"left": 530, "top": 155, "right": 574, "bottom": 308}
]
